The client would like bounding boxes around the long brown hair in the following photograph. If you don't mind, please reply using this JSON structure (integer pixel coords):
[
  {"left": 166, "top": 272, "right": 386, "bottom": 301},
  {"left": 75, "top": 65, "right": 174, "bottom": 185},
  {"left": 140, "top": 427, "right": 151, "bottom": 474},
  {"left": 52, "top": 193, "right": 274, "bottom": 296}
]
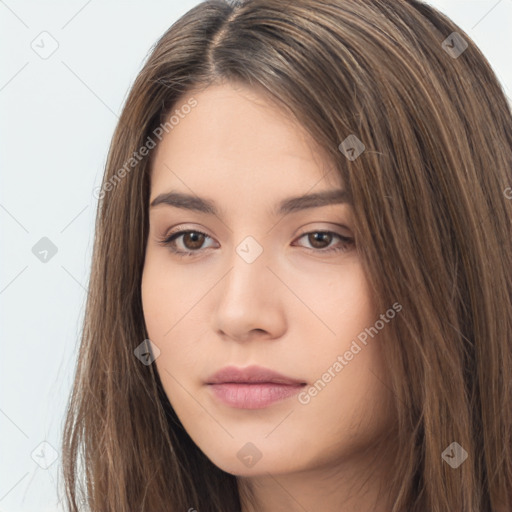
[{"left": 61, "top": 1, "right": 512, "bottom": 510}]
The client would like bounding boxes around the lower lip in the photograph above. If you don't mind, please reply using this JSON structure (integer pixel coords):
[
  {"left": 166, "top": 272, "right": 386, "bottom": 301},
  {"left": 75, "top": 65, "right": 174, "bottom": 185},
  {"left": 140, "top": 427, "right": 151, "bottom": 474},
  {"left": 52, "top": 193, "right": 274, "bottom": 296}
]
[{"left": 207, "top": 383, "right": 305, "bottom": 409}]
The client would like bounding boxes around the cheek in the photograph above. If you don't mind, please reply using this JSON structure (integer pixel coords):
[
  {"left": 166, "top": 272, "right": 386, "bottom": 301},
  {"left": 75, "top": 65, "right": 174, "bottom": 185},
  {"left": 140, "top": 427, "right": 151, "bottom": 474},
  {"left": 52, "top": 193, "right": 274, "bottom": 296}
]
[
  {"left": 295, "top": 340, "right": 394, "bottom": 470},
  {"left": 141, "top": 254, "right": 167, "bottom": 335},
  {"left": 141, "top": 252, "right": 203, "bottom": 339},
  {"left": 296, "top": 259, "right": 376, "bottom": 340},
  {"left": 290, "top": 265, "right": 393, "bottom": 440},
  {"left": 141, "top": 254, "right": 208, "bottom": 390}
]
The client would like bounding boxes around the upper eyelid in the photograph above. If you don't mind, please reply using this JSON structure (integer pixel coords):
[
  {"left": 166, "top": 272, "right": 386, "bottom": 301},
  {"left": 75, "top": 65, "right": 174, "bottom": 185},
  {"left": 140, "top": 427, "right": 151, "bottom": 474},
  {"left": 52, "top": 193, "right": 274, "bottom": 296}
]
[{"left": 164, "top": 220, "right": 352, "bottom": 236}]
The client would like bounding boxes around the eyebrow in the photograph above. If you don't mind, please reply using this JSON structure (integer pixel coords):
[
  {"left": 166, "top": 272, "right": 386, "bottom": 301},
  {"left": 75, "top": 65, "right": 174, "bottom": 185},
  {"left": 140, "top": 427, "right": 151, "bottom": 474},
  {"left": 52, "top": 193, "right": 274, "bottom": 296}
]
[{"left": 149, "top": 188, "right": 351, "bottom": 216}]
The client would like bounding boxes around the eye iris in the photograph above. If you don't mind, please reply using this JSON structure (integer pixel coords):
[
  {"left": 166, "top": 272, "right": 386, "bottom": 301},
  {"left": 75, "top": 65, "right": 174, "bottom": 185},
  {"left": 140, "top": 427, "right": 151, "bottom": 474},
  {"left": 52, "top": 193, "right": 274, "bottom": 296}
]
[
  {"left": 309, "top": 232, "right": 332, "bottom": 249},
  {"left": 184, "top": 232, "right": 205, "bottom": 250}
]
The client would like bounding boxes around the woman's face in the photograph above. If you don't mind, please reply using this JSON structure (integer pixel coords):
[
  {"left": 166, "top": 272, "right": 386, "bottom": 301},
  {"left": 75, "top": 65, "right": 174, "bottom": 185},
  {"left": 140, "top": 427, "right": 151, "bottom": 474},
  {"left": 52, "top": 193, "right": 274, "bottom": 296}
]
[{"left": 141, "top": 82, "right": 395, "bottom": 478}]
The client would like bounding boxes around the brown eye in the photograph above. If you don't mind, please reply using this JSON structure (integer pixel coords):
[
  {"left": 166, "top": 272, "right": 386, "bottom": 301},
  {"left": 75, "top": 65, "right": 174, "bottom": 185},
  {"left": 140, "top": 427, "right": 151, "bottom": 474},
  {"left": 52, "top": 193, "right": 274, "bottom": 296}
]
[
  {"left": 181, "top": 231, "right": 206, "bottom": 250},
  {"left": 294, "top": 230, "right": 354, "bottom": 254},
  {"left": 158, "top": 229, "right": 216, "bottom": 257},
  {"left": 307, "top": 232, "right": 333, "bottom": 249}
]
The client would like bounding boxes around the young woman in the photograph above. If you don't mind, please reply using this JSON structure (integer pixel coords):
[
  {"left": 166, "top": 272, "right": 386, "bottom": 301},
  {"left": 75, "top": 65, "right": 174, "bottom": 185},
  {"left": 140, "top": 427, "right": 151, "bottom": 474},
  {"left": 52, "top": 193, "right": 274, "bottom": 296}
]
[{"left": 61, "top": 0, "right": 512, "bottom": 511}]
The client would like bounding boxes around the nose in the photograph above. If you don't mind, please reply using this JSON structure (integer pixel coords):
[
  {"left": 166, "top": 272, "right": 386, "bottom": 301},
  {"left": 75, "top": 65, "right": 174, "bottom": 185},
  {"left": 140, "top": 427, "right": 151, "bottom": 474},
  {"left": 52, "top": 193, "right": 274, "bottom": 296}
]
[{"left": 214, "top": 240, "right": 287, "bottom": 343}]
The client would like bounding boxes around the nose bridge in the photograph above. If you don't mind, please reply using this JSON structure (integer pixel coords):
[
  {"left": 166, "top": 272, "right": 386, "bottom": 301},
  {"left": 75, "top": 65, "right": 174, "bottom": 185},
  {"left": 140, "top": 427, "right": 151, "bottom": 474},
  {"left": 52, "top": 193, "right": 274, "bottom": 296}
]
[
  {"left": 223, "top": 234, "right": 269, "bottom": 304},
  {"left": 235, "top": 234, "right": 266, "bottom": 266},
  {"left": 214, "top": 233, "right": 284, "bottom": 339}
]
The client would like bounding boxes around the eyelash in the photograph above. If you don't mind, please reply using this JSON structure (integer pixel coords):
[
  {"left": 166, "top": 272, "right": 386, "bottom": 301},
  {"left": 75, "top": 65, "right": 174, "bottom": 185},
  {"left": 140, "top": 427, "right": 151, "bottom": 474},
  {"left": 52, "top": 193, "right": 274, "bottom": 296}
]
[{"left": 157, "top": 229, "right": 354, "bottom": 258}]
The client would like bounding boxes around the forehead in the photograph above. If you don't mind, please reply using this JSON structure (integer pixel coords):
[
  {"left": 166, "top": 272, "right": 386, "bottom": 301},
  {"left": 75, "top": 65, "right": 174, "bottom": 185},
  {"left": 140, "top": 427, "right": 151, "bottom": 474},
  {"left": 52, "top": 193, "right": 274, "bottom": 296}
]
[{"left": 150, "top": 82, "right": 338, "bottom": 188}]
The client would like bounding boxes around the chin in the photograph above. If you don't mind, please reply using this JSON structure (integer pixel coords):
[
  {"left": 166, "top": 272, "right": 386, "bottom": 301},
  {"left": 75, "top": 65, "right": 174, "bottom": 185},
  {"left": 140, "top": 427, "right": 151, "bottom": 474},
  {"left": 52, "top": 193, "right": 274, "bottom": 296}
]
[{"left": 199, "top": 440, "right": 307, "bottom": 477}]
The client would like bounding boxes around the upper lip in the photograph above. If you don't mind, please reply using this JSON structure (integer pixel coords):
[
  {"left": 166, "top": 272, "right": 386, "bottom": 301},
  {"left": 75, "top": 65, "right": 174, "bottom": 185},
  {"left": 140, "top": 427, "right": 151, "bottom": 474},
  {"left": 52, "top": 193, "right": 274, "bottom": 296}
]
[{"left": 206, "top": 365, "right": 306, "bottom": 385}]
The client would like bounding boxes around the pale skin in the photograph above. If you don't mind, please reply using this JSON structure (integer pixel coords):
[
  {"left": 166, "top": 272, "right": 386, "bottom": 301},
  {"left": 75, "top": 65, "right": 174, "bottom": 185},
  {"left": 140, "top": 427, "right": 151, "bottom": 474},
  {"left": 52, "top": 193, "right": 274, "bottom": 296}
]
[{"left": 141, "top": 81, "right": 398, "bottom": 512}]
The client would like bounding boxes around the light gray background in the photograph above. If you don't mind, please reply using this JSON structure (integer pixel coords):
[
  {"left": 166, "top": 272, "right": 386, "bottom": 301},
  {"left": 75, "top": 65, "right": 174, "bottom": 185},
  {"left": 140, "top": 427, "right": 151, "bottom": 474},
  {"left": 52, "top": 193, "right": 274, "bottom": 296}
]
[{"left": 1, "top": 1, "right": 511, "bottom": 511}]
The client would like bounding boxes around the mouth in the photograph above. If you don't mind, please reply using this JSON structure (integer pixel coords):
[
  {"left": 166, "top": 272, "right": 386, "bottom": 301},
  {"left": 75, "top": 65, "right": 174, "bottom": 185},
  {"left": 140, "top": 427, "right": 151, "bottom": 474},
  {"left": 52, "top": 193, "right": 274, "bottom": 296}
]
[{"left": 205, "top": 365, "right": 307, "bottom": 409}]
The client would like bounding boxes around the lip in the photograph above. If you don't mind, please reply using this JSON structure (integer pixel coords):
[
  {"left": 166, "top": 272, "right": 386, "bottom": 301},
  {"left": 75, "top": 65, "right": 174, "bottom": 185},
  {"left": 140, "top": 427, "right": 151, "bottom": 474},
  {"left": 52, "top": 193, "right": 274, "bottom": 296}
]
[
  {"left": 206, "top": 365, "right": 306, "bottom": 385},
  {"left": 205, "top": 365, "right": 306, "bottom": 409}
]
